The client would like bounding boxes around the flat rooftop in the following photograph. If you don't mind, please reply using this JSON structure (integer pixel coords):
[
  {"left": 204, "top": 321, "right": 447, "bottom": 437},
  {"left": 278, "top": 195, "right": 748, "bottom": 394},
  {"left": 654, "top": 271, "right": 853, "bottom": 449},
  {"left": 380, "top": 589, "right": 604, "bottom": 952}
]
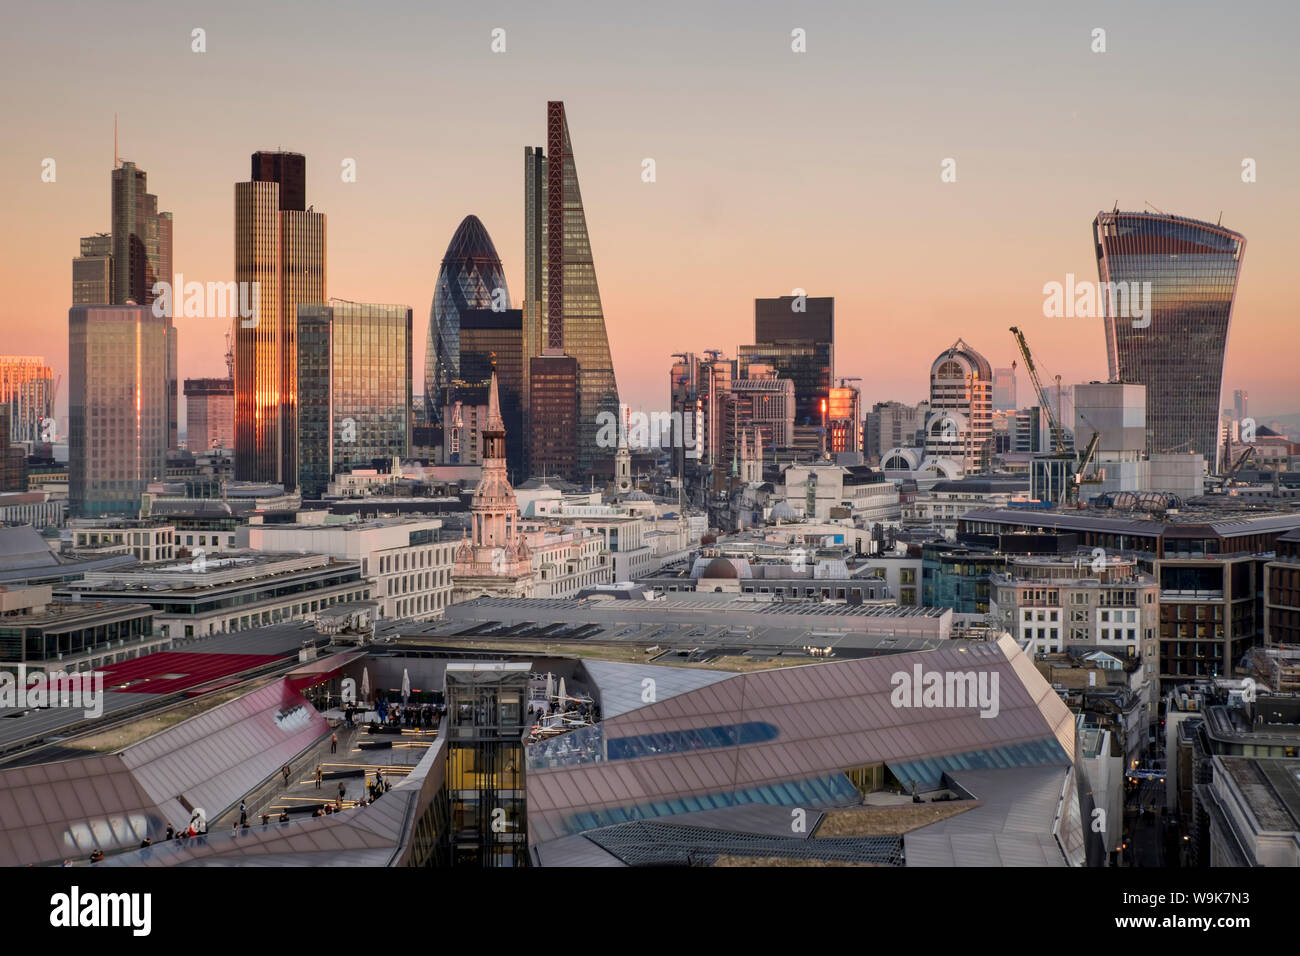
[{"left": 1218, "top": 757, "right": 1300, "bottom": 833}]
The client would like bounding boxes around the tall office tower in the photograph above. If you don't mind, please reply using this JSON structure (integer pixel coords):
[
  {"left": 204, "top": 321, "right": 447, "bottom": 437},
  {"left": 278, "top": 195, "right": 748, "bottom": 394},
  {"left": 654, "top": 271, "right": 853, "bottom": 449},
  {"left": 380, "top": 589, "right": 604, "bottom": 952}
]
[
  {"left": 865, "top": 400, "right": 929, "bottom": 462},
  {"left": 0, "top": 356, "right": 55, "bottom": 443},
  {"left": 235, "top": 151, "right": 326, "bottom": 487},
  {"left": 522, "top": 147, "right": 547, "bottom": 433},
  {"left": 459, "top": 308, "right": 525, "bottom": 478},
  {"left": 739, "top": 296, "right": 834, "bottom": 455},
  {"left": 669, "top": 352, "right": 701, "bottom": 480},
  {"left": 425, "top": 216, "right": 511, "bottom": 426},
  {"left": 719, "top": 373, "right": 795, "bottom": 476},
  {"left": 88, "top": 162, "right": 178, "bottom": 449},
  {"left": 992, "top": 366, "right": 1018, "bottom": 411},
  {"left": 110, "top": 162, "right": 172, "bottom": 307},
  {"left": 524, "top": 101, "right": 620, "bottom": 477},
  {"left": 528, "top": 354, "right": 578, "bottom": 480},
  {"left": 72, "top": 233, "right": 112, "bottom": 305},
  {"left": 250, "top": 151, "right": 305, "bottom": 212},
  {"left": 827, "top": 384, "right": 862, "bottom": 454},
  {"left": 68, "top": 305, "right": 168, "bottom": 516},
  {"left": 183, "top": 377, "right": 235, "bottom": 451},
  {"left": 924, "top": 339, "right": 993, "bottom": 473},
  {"left": 296, "top": 299, "right": 412, "bottom": 498},
  {"left": 1233, "top": 389, "right": 1248, "bottom": 422},
  {"left": 1094, "top": 210, "right": 1246, "bottom": 468}
]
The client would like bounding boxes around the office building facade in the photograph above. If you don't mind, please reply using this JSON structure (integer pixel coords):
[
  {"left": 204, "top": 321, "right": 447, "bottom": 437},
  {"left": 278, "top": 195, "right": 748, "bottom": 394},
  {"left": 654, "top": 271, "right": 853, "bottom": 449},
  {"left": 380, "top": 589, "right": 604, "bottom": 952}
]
[
  {"left": 0, "top": 356, "right": 55, "bottom": 444},
  {"left": 183, "top": 377, "right": 235, "bottom": 452},
  {"left": 235, "top": 151, "right": 326, "bottom": 488},
  {"left": 68, "top": 305, "right": 168, "bottom": 516},
  {"left": 296, "top": 299, "right": 413, "bottom": 498},
  {"left": 1094, "top": 210, "right": 1246, "bottom": 468},
  {"left": 924, "top": 339, "right": 993, "bottom": 473},
  {"left": 524, "top": 102, "right": 620, "bottom": 478},
  {"left": 459, "top": 308, "right": 525, "bottom": 478},
  {"left": 740, "top": 296, "right": 834, "bottom": 452}
]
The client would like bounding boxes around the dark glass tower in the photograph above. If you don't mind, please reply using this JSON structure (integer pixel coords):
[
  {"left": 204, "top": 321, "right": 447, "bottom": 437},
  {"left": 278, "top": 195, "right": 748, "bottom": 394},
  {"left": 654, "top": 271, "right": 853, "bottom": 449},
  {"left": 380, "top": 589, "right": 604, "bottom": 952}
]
[
  {"left": 1094, "top": 211, "right": 1246, "bottom": 468},
  {"left": 459, "top": 308, "right": 525, "bottom": 478},
  {"left": 425, "top": 216, "right": 509, "bottom": 427}
]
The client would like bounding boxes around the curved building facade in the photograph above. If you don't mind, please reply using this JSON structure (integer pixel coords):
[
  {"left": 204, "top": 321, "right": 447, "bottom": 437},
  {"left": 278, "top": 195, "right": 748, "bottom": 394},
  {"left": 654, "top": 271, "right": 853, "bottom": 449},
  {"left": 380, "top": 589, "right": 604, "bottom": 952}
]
[
  {"left": 1094, "top": 211, "right": 1246, "bottom": 468},
  {"left": 425, "top": 215, "right": 510, "bottom": 423},
  {"left": 924, "top": 338, "right": 993, "bottom": 473}
]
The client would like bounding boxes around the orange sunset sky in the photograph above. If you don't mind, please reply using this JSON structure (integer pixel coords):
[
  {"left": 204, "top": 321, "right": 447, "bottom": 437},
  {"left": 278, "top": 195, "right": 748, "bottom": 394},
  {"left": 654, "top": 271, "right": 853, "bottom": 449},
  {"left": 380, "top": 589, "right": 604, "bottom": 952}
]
[{"left": 2, "top": 0, "right": 1297, "bottom": 434}]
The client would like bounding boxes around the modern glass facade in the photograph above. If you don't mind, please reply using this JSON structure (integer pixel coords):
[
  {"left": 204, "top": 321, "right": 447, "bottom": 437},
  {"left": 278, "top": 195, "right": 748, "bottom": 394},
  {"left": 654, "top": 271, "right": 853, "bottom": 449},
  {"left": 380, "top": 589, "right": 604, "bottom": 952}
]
[
  {"left": 296, "top": 299, "right": 413, "bottom": 498},
  {"left": 68, "top": 306, "right": 169, "bottom": 516},
  {"left": 1094, "top": 211, "right": 1246, "bottom": 468},
  {"left": 424, "top": 216, "right": 509, "bottom": 426},
  {"left": 445, "top": 663, "right": 530, "bottom": 867},
  {"left": 235, "top": 153, "right": 326, "bottom": 489},
  {"left": 527, "top": 102, "right": 620, "bottom": 477},
  {"left": 459, "top": 308, "right": 525, "bottom": 478},
  {"left": 745, "top": 296, "right": 834, "bottom": 424}
]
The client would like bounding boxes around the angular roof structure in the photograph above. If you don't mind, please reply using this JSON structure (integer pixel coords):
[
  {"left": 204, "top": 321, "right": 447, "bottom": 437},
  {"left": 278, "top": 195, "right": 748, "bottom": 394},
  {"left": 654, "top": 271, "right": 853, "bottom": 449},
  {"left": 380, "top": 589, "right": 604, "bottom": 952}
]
[{"left": 526, "top": 635, "right": 1075, "bottom": 847}]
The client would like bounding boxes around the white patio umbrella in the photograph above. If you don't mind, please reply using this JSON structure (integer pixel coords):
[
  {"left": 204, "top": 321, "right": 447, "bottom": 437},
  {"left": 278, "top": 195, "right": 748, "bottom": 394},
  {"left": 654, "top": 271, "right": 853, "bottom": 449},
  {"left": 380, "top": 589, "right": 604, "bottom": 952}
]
[
  {"left": 401, "top": 668, "right": 410, "bottom": 704},
  {"left": 558, "top": 677, "right": 567, "bottom": 707},
  {"left": 360, "top": 668, "right": 371, "bottom": 704},
  {"left": 545, "top": 672, "right": 554, "bottom": 703}
]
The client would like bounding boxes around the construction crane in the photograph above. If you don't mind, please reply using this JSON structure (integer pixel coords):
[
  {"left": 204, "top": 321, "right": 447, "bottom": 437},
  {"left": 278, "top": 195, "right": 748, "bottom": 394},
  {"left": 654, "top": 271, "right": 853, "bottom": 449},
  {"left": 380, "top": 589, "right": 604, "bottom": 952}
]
[
  {"left": 1009, "top": 326, "right": 1066, "bottom": 453},
  {"left": 225, "top": 321, "right": 234, "bottom": 380},
  {"left": 1010, "top": 326, "right": 1098, "bottom": 505},
  {"left": 1223, "top": 445, "right": 1255, "bottom": 487}
]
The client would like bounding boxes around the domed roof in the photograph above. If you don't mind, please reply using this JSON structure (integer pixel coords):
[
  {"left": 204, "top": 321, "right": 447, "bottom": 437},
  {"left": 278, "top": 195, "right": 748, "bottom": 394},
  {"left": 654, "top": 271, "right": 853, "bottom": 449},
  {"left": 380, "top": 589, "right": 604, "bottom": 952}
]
[
  {"left": 931, "top": 338, "right": 993, "bottom": 382},
  {"left": 441, "top": 214, "right": 504, "bottom": 268},
  {"left": 701, "top": 556, "right": 740, "bottom": 579}
]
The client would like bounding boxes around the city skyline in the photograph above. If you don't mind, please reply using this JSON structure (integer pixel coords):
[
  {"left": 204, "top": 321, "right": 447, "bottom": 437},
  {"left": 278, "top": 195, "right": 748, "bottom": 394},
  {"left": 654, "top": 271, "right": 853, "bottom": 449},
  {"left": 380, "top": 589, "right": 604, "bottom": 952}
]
[{"left": 3, "top": 2, "right": 1298, "bottom": 435}]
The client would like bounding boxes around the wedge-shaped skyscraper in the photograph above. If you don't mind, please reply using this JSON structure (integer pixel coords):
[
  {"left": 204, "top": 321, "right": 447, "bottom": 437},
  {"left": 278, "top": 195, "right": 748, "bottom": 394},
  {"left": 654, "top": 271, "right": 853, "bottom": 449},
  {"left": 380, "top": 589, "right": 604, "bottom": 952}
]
[
  {"left": 524, "top": 101, "right": 620, "bottom": 478},
  {"left": 1094, "top": 210, "right": 1246, "bottom": 469}
]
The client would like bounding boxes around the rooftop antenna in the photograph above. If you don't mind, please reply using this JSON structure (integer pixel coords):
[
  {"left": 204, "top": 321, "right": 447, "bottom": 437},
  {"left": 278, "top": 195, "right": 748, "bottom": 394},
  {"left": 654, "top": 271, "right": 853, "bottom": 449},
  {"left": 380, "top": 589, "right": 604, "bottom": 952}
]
[
  {"left": 1144, "top": 200, "right": 1166, "bottom": 216},
  {"left": 114, "top": 114, "right": 118, "bottom": 168},
  {"left": 1217, "top": 211, "right": 1223, "bottom": 226},
  {"left": 1112, "top": 200, "right": 1118, "bottom": 214}
]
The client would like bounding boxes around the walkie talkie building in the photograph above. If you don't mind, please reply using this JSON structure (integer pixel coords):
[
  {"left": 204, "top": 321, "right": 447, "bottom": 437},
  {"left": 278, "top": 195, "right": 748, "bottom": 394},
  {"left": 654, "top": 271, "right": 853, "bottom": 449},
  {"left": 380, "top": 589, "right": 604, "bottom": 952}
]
[{"left": 1093, "top": 211, "right": 1246, "bottom": 470}]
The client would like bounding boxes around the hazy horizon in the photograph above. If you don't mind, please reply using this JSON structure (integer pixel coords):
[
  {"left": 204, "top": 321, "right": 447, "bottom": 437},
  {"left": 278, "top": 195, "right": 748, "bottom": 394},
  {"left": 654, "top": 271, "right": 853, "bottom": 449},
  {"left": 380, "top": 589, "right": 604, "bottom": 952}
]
[{"left": 3, "top": 0, "right": 1298, "bottom": 434}]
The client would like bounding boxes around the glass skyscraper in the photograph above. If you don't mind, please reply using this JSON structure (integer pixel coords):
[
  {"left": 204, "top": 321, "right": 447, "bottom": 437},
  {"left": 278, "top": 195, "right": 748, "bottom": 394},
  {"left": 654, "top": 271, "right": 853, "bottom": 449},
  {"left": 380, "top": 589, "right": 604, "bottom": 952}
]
[
  {"left": 524, "top": 101, "right": 620, "bottom": 478},
  {"left": 234, "top": 151, "right": 326, "bottom": 489},
  {"left": 68, "top": 306, "right": 168, "bottom": 516},
  {"left": 296, "top": 299, "right": 413, "bottom": 498},
  {"left": 1094, "top": 211, "right": 1246, "bottom": 469},
  {"left": 425, "top": 215, "right": 509, "bottom": 425}
]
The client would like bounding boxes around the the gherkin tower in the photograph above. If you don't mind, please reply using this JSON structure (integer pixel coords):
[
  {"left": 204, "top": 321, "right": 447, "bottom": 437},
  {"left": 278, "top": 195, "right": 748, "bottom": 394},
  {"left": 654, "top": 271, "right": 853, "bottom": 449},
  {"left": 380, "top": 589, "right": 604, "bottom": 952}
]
[{"left": 425, "top": 215, "right": 510, "bottom": 423}]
